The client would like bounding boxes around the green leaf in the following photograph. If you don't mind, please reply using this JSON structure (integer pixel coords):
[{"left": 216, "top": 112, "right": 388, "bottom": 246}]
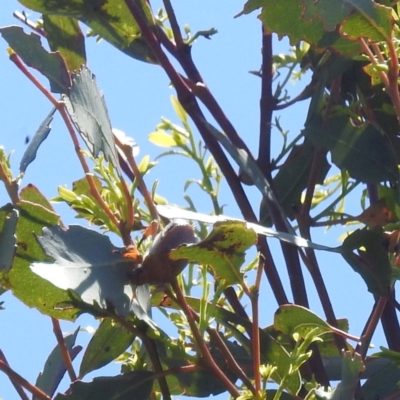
[
  {"left": 328, "top": 351, "right": 364, "bottom": 400},
  {"left": 54, "top": 371, "right": 155, "bottom": 400},
  {"left": 361, "top": 359, "right": 400, "bottom": 399},
  {"left": 63, "top": 66, "right": 119, "bottom": 168},
  {"left": 18, "top": 0, "right": 157, "bottom": 63},
  {"left": 34, "top": 328, "right": 81, "bottom": 400},
  {"left": 43, "top": 14, "right": 86, "bottom": 72},
  {"left": 0, "top": 185, "right": 79, "bottom": 320},
  {"left": 31, "top": 224, "right": 138, "bottom": 315},
  {"left": 0, "top": 26, "right": 70, "bottom": 93},
  {"left": 303, "top": 0, "right": 353, "bottom": 31},
  {"left": 304, "top": 115, "right": 398, "bottom": 183},
  {"left": 170, "top": 96, "right": 188, "bottom": 127},
  {"left": 170, "top": 221, "right": 257, "bottom": 286},
  {"left": 274, "top": 304, "right": 334, "bottom": 338},
  {"left": 20, "top": 107, "right": 56, "bottom": 173},
  {"left": 0, "top": 208, "right": 18, "bottom": 273},
  {"left": 258, "top": 0, "right": 361, "bottom": 55},
  {"left": 341, "top": 228, "right": 392, "bottom": 296},
  {"left": 341, "top": 0, "right": 393, "bottom": 42},
  {"left": 79, "top": 318, "right": 136, "bottom": 378},
  {"left": 148, "top": 131, "right": 178, "bottom": 148},
  {"left": 238, "top": 0, "right": 264, "bottom": 15}
]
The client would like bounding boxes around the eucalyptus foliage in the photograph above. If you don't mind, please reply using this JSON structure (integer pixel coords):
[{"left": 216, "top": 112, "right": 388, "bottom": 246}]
[{"left": 1, "top": 1, "right": 400, "bottom": 399}]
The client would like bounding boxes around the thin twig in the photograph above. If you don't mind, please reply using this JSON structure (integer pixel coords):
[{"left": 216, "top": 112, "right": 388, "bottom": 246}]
[
  {"left": 13, "top": 11, "right": 46, "bottom": 36},
  {"left": 258, "top": 29, "right": 274, "bottom": 175},
  {"left": 357, "top": 297, "right": 388, "bottom": 359},
  {"left": 9, "top": 53, "right": 123, "bottom": 235},
  {"left": 116, "top": 137, "right": 159, "bottom": 222},
  {"left": 162, "top": 0, "right": 184, "bottom": 48},
  {"left": 0, "top": 349, "right": 29, "bottom": 400},
  {"left": 0, "top": 360, "right": 51, "bottom": 400},
  {"left": 106, "top": 314, "right": 171, "bottom": 400},
  {"left": 51, "top": 317, "right": 77, "bottom": 382},
  {"left": 170, "top": 279, "right": 241, "bottom": 397}
]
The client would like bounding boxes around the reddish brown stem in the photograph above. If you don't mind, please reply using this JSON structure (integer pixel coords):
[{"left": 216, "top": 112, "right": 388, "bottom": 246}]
[
  {"left": 0, "top": 360, "right": 51, "bottom": 400},
  {"left": 0, "top": 349, "right": 29, "bottom": 400},
  {"left": 51, "top": 317, "right": 77, "bottom": 382},
  {"left": 10, "top": 52, "right": 123, "bottom": 237},
  {"left": 170, "top": 279, "right": 240, "bottom": 397}
]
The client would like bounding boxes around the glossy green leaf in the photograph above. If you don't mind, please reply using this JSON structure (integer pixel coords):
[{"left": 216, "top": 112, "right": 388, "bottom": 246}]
[
  {"left": 31, "top": 224, "right": 137, "bottom": 316},
  {"left": 0, "top": 26, "right": 70, "bottom": 93},
  {"left": 63, "top": 66, "right": 119, "bottom": 168},
  {"left": 34, "top": 328, "right": 81, "bottom": 400},
  {"left": 0, "top": 208, "right": 18, "bottom": 272},
  {"left": 54, "top": 371, "right": 155, "bottom": 400},
  {"left": 20, "top": 107, "right": 56, "bottom": 173},
  {"left": 304, "top": 115, "right": 398, "bottom": 183},
  {"left": 80, "top": 318, "right": 136, "bottom": 378},
  {"left": 342, "top": 228, "right": 391, "bottom": 296},
  {"left": 18, "top": 0, "right": 157, "bottom": 63},
  {"left": 171, "top": 221, "right": 257, "bottom": 286},
  {"left": 341, "top": 0, "right": 393, "bottom": 42},
  {"left": 148, "top": 131, "right": 178, "bottom": 148},
  {"left": 274, "top": 304, "right": 334, "bottom": 338},
  {"left": 43, "top": 14, "right": 86, "bottom": 72},
  {"left": 0, "top": 185, "right": 78, "bottom": 320}
]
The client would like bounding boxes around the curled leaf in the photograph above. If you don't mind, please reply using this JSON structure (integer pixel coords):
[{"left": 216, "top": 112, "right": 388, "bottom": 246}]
[{"left": 130, "top": 222, "right": 197, "bottom": 285}]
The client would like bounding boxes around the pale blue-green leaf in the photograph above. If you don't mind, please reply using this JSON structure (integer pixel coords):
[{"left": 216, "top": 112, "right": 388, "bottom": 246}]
[
  {"left": 63, "top": 66, "right": 119, "bottom": 168},
  {"left": 34, "top": 327, "right": 81, "bottom": 400},
  {"left": 54, "top": 371, "right": 155, "bottom": 400},
  {"left": 31, "top": 225, "right": 137, "bottom": 315},
  {"left": 157, "top": 205, "right": 341, "bottom": 253},
  {"left": 20, "top": 107, "right": 56, "bottom": 173}
]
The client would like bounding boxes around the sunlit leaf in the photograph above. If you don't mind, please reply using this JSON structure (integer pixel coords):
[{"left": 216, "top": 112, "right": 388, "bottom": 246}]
[
  {"left": 20, "top": 107, "right": 56, "bottom": 173},
  {"left": 148, "top": 131, "right": 178, "bottom": 148},
  {"left": 31, "top": 225, "right": 138, "bottom": 316},
  {"left": 274, "top": 304, "right": 335, "bottom": 338},
  {"left": 34, "top": 328, "right": 81, "bottom": 400},
  {"left": 80, "top": 318, "right": 136, "bottom": 378},
  {"left": 43, "top": 14, "right": 86, "bottom": 72},
  {"left": 341, "top": 0, "right": 393, "bottom": 42},
  {"left": 54, "top": 371, "right": 155, "bottom": 400},
  {"left": 0, "top": 185, "right": 78, "bottom": 320},
  {"left": 0, "top": 26, "right": 70, "bottom": 93},
  {"left": 18, "top": 0, "right": 157, "bottom": 63},
  {"left": 63, "top": 66, "right": 119, "bottom": 168},
  {"left": 171, "top": 221, "right": 257, "bottom": 286}
]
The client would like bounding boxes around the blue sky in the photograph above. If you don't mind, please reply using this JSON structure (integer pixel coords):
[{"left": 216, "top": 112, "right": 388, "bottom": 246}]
[{"left": 0, "top": 1, "right": 383, "bottom": 399}]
